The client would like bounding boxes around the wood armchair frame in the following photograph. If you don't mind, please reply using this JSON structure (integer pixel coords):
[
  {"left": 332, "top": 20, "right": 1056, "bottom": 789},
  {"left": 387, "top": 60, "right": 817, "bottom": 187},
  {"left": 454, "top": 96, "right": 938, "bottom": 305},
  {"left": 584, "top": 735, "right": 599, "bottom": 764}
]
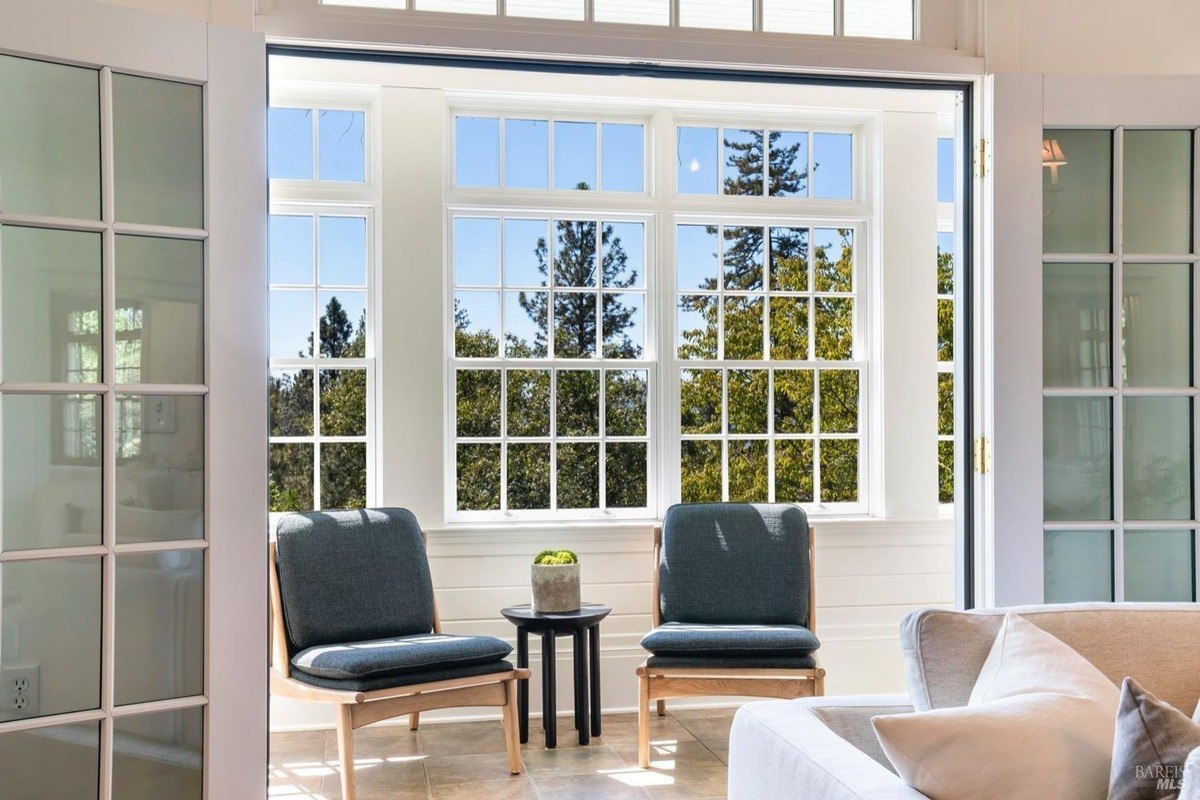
[{"left": 634, "top": 524, "right": 825, "bottom": 768}]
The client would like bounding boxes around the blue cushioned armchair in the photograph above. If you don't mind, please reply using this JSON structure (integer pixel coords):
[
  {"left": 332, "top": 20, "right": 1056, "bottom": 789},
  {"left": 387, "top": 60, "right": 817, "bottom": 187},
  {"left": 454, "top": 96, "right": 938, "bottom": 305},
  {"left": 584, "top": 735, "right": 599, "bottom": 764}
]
[
  {"left": 269, "top": 508, "right": 529, "bottom": 799},
  {"left": 636, "top": 503, "right": 824, "bottom": 767}
]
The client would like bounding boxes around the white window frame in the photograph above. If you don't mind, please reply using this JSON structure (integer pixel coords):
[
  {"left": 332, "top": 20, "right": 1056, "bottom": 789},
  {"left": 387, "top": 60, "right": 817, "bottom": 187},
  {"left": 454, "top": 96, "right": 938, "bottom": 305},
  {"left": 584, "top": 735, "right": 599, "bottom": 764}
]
[{"left": 937, "top": 125, "right": 958, "bottom": 512}]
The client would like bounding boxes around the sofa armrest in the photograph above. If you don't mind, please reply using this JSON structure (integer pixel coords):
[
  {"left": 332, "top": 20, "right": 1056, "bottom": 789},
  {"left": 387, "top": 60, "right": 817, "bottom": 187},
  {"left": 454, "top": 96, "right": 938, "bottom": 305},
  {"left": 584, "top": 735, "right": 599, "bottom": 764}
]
[
  {"left": 728, "top": 697, "right": 928, "bottom": 800},
  {"left": 1180, "top": 747, "right": 1200, "bottom": 800},
  {"left": 798, "top": 694, "right": 914, "bottom": 768}
]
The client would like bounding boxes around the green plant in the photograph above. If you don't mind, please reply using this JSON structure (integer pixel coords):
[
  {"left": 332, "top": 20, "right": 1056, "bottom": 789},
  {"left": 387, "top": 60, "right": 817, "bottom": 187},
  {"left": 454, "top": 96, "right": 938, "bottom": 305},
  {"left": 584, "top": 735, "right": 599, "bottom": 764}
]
[{"left": 533, "top": 549, "right": 578, "bottom": 566}]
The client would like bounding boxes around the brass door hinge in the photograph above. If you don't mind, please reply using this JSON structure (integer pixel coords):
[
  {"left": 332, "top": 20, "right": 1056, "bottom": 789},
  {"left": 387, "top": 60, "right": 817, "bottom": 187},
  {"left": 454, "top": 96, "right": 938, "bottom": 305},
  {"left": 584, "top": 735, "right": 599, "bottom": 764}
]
[
  {"left": 974, "top": 139, "right": 988, "bottom": 178},
  {"left": 973, "top": 437, "right": 992, "bottom": 474}
]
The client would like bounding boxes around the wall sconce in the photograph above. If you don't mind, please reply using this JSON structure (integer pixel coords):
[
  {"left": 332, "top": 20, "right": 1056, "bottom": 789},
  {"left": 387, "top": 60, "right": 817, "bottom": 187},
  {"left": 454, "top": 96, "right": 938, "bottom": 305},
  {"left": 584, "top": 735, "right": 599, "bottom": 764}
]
[{"left": 1043, "top": 138, "right": 1067, "bottom": 185}]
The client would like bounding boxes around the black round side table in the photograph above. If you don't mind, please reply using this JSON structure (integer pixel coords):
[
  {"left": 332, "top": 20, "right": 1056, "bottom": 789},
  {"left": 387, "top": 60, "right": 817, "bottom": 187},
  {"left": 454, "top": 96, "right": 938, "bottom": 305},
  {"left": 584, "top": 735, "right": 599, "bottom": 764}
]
[{"left": 501, "top": 602, "right": 611, "bottom": 748}]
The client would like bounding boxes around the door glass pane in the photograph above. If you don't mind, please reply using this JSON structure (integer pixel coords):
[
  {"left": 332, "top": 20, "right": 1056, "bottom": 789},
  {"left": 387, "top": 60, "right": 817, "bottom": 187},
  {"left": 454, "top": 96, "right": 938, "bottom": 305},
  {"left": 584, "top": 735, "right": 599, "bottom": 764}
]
[
  {"left": 113, "top": 708, "right": 203, "bottom": 800},
  {"left": 3, "top": 393, "right": 102, "bottom": 550},
  {"left": 1124, "top": 396, "right": 1193, "bottom": 521},
  {"left": 1122, "top": 263, "right": 1191, "bottom": 387},
  {"left": 0, "top": 557, "right": 102, "bottom": 719},
  {"left": 1, "top": 226, "right": 102, "bottom": 384},
  {"left": 1042, "top": 262, "right": 1112, "bottom": 387},
  {"left": 115, "top": 550, "right": 204, "bottom": 705},
  {"left": 1123, "top": 130, "right": 1193, "bottom": 255},
  {"left": 115, "top": 235, "right": 204, "bottom": 385},
  {"left": 1124, "top": 529, "right": 1194, "bottom": 602},
  {"left": 1042, "top": 129, "right": 1112, "bottom": 254},
  {"left": 0, "top": 55, "right": 100, "bottom": 219},
  {"left": 116, "top": 395, "right": 204, "bottom": 544},
  {"left": 0, "top": 722, "right": 99, "bottom": 800},
  {"left": 1043, "top": 396, "right": 1112, "bottom": 521},
  {"left": 1044, "top": 530, "right": 1113, "bottom": 602},
  {"left": 112, "top": 74, "right": 203, "bottom": 229}
]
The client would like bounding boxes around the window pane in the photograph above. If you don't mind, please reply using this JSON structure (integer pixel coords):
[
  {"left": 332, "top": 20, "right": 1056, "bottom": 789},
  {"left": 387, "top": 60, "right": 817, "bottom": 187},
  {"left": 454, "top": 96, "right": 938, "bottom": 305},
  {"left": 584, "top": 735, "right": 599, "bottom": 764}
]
[
  {"left": 454, "top": 291, "right": 500, "bottom": 358},
  {"left": 554, "top": 220, "right": 598, "bottom": 287},
  {"left": 678, "top": 295, "right": 718, "bottom": 360},
  {"left": 602, "top": 123, "right": 644, "bottom": 192},
  {"left": 770, "top": 227, "right": 809, "bottom": 291},
  {"left": 270, "top": 215, "right": 314, "bottom": 285},
  {"left": 320, "top": 369, "right": 366, "bottom": 436},
  {"left": 322, "top": 442, "right": 367, "bottom": 509},
  {"left": 937, "top": 137, "right": 955, "bottom": 203},
  {"left": 937, "top": 373, "right": 953, "bottom": 436},
  {"left": 0, "top": 55, "right": 100, "bottom": 219},
  {"left": 508, "top": 443, "right": 550, "bottom": 509},
  {"left": 681, "top": 440, "right": 722, "bottom": 502},
  {"left": 814, "top": 228, "right": 853, "bottom": 292},
  {"left": 455, "top": 217, "right": 501, "bottom": 287},
  {"left": 820, "top": 439, "right": 858, "bottom": 502},
  {"left": 1123, "top": 130, "right": 1192, "bottom": 254},
  {"left": 504, "top": 218, "right": 550, "bottom": 287},
  {"left": 595, "top": 0, "right": 669, "bottom": 24},
  {"left": 938, "top": 440, "right": 954, "bottom": 504},
  {"left": 112, "top": 709, "right": 203, "bottom": 800},
  {"left": 268, "top": 107, "right": 313, "bottom": 180},
  {"left": 270, "top": 290, "right": 313, "bottom": 360},
  {"left": 776, "top": 440, "right": 815, "bottom": 502},
  {"left": 724, "top": 129, "right": 764, "bottom": 196},
  {"left": 1043, "top": 262, "right": 1112, "bottom": 388},
  {"left": 455, "top": 116, "right": 500, "bottom": 187},
  {"left": 677, "top": 127, "right": 719, "bottom": 195},
  {"left": 557, "top": 443, "right": 599, "bottom": 508},
  {"left": 1044, "top": 530, "right": 1113, "bottom": 603},
  {"left": 844, "top": 0, "right": 913, "bottom": 38},
  {"left": 603, "top": 222, "right": 645, "bottom": 289},
  {"left": 1124, "top": 396, "right": 1192, "bottom": 521},
  {"left": 507, "top": 369, "right": 551, "bottom": 436},
  {"left": 677, "top": 224, "right": 719, "bottom": 290},
  {"left": 507, "top": 0, "right": 584, "bottom": 19},
  {"left": 606, "top": 369, "right": 647, "bottom": 436},
  {"left": 505, "top": 291, "right": 549, "bottom": 358},
  {"left": 270, "top": 369, "right": 313, "bottom": 437},
  {"left": 937, "top": 298, "right": 954, "bottom": 361},
  {"left": 0, "top": 723, "right": 100, "bottom": 799},
  {"left": 763, "top": 0, "right": 832, "bottom": 34},
  {"left": 112, "top": 74, "right": 203, "bottom": 228},
  {"left": 820, "top": 370, "right": 859, "bottom": 433},
  {"left": 116, "top": 235, "right": 204, "bottom": 384},
  {"left": 1043, "top": 397, "right": 1112, "bottom": 522},
  {"left": 505, "top": 119, "right": 548, "bottom": 189},
  {"left": 115, "top": 549, "right": 204, "bottom": 705},
  {"left": 728, "top": 369, "right": 768, "bottom": 434},
  {"left": 603, "top": 293, "right": 644, "bottom": 358},
  {"left": 457, "top": 443, "right": 500, "bottom": 510},
  {"left": 679, "top": 0, "right": 752, "bottom": 30},
  {"left": 770, "top": 297, "right": 810, "bottom": 360},
  {"left": 556, "top": 370, "right": 600, "bottom": 436},
  {"left": 3, "top": 393, "right": 101, "bottom": 550},
  {"left": 269, "top": 443, "right": 313, "bottom": 512},
  {"left": 0, "top": 558, "right": 101, "bottom": 718},
  {"left": 456, "top": 369, "right": 501, "bottom": 437},
  {"left": 319, "top": 216, "right": 367, "bottom": 286},
  {"left": 729, "top": 440, "right": 769, "bottom": 502},
  {"left": 1, "top": 226, "right": 101, "bottom": 384},
  {"left": 606, "top": 442, "right": 648, "bottom": 508},
  {"left": 774, "top": 369, "right": 814, "bottom": 434},
  {"left": 554, "top": 122, "right": 597, "bottom": 191},
  {"left": 724, "top": 226, "right": 765, "bottom": 290},
  {"left": 681, "top": 369, "right": 722, "bottom": 434},
  {"left": 724, "top": 296, "right": 764, "bottom": 360},
  {"left": 318, "top": 109, "right": 365, "bottom": 182},
  {"left": 554, "top": 293, "right": 597, "bottom": 358},
  {"left": 812, "top": 133, "right": 853, "bottom": 199},
  {"left": 319, "top": 290, "right": 366, "bottom": 358},
  {"left": 1124, "top": 530, "right": 1194, "bottom": 602},
  {"left": 1042, "top": 129, "right": 1112, "bottom": 254},
  {"left": 769, "top": 130, "right": 809, "bottom": 196},
  {"left": 937, "top": 231, "right": 955, "bottom": 294},
  {"left": 814, "top": 298, "right": 853, "bottom": 360},
  {"left": 1122, "top": 263, "right": 1191, "bottom": 387},
  {"left": 417, "top": 0, "right": 493, "bottom": 11},
  {"left": 116, "top": 395, "right": 204, "bottom": 544}
]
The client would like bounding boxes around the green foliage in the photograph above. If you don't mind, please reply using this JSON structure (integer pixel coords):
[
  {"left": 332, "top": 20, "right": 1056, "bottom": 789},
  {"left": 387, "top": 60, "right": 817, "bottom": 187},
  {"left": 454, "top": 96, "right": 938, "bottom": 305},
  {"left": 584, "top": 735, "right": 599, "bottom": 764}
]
[{"left": 533, "top": 549, "right": 579, "bottom": 565}]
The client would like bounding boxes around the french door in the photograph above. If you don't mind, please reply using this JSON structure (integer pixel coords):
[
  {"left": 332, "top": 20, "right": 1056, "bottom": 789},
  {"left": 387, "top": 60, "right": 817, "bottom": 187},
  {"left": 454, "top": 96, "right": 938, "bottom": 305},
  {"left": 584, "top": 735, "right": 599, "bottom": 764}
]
[
  {"left": 0, "top": 1, "right": 267, "bottom": 797},
  {"left": 990, "top": 75, "right": 1200, "bottom": 607}
]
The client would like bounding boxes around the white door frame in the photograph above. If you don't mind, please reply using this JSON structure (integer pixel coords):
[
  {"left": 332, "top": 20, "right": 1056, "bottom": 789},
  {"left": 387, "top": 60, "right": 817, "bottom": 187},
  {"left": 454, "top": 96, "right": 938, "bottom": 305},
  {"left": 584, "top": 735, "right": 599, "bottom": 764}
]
[{"left": 0, "top": 2, "right": 268, "bottom": 797}]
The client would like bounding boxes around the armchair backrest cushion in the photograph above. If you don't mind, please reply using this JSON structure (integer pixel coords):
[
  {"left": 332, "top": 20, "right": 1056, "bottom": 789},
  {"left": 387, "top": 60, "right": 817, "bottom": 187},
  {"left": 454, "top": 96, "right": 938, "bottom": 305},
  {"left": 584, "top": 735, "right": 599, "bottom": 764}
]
[
  {"left": 659, "top": 503, "right": 810, "bottom": 626},
  {"left": 275, "top": 508, "right": 435, "bottom": 653}
]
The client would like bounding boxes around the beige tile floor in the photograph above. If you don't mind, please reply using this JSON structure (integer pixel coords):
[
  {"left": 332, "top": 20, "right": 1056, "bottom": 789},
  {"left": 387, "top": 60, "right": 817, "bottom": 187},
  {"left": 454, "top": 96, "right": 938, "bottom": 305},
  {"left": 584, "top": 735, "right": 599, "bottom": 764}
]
[{"left": 269, "top": 707, "right": 735, "bottom": 800}]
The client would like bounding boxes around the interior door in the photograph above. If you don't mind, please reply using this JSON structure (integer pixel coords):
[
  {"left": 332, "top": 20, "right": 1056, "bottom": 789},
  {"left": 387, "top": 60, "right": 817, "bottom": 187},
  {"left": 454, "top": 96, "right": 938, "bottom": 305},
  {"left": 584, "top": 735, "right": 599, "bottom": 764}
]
[
  {"left": 989, "top": 75, "right": 1200, "bottom": 607},
  {"left": 0, "top": 2, "right": 267, "bottom": 797}
]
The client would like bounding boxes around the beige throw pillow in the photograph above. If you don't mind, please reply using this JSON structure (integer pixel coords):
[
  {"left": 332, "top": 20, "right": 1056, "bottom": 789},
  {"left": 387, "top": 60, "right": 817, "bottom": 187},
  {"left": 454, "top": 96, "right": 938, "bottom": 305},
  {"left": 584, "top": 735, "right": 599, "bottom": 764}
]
[{"left": 873, "top": 613, "right": 1119, "bottom": 800}]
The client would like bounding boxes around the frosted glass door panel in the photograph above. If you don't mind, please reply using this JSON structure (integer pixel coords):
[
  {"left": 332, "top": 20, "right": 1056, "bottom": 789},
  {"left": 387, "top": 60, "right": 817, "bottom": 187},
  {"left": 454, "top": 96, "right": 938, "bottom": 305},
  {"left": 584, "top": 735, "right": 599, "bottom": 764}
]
[
  {"left": 1043, "top": 262, "right": 1111, "bottom": 387},
  {"left": 0, "top": 723, "right": 100, "bottom": 800},
  {"left": 112, "top": 74, "right": 203, "bottom": 229},
  {"left": 1123, "top": 396, "right": 1192, "bottom": 521},
  {"left": 1042, "top": 129, "right": 1112, "bottom": 254},
  {"left": 1122, "top": 263, "right": 1191, "bottom": 387},
  {"left": 1, "top": 226, "right": 102, "bottom": 385},
  {"left": 0, "top": 55, "right": 100, "bottom": 220},
  {"left": 1123, "top": 130, "right": 1193, "bottom": 255},
  {"left": 1044, "top": 396, "right": 1112, "bottom": 521},
  {"left": 0, "top": 557, "right": 102, "bottom": 720},
  {"left": 1044, "top": 530, "right": 1113, "bottom": 602},
  {"left": 113, "top": 709, "right": 203, "bottom": 800},
  {"left": 1124, "top": 530, "right": 1194, "bottom": 602},
  {"left": 116, "top": 395, "right": 204, "bottom": 543}
]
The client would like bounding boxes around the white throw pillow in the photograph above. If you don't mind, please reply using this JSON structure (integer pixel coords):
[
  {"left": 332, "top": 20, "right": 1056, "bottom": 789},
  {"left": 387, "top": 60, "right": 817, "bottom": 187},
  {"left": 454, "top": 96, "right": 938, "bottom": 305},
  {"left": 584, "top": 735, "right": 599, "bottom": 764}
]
[{"left": 873, "top": 613, "right": 1119, "bottom": 800}]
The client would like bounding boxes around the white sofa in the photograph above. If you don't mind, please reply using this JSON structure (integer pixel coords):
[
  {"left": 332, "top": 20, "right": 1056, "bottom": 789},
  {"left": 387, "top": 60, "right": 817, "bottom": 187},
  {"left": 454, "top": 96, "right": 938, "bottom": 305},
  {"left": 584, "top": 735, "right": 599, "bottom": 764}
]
[{"left": 728, "top": 603, "right": 1200, "bottom": 800}]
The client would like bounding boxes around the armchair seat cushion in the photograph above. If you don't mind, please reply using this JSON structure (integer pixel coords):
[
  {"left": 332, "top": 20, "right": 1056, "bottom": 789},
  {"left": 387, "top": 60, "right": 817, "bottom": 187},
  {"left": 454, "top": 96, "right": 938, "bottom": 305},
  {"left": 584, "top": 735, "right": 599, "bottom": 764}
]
[
  {"left": 647, "top": 654, "right": 817, "bottom": 669},
  {"left": 292, "top": 633, "right": 513, "bottom": 681},
  {"left": 641, "top": 622, "right": 820, "bottom": 659},
  {"left": 290, "top": 659, "right": 515, "bottom": 693}
]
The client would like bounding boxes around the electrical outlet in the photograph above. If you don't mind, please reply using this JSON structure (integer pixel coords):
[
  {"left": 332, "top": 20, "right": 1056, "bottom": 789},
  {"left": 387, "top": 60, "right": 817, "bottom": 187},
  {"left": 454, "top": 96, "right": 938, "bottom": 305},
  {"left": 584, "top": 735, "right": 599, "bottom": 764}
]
[{"left": 1, "top": 665, "right": 39, "bottom": 717}]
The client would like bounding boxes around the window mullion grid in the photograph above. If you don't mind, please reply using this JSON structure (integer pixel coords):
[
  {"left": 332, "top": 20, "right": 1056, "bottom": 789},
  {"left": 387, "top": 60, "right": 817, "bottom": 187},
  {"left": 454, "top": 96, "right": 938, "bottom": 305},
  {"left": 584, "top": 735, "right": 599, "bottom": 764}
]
[
  {"left": 833, "top": 0, "right": 846, "bottom": 36},
  {"left": 1112, "top": 125, "right": 1125, "bottom": 602}
]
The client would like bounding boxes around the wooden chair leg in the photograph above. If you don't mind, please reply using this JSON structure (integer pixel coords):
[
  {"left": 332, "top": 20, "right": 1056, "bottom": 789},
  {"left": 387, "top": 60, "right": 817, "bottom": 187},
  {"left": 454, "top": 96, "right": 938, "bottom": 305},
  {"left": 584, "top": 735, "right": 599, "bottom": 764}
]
[
  {"left": 502, "top": 679, "right": 524, "bottom": 775},
  {"left": 409, "top": 711, "right": 420, "bottom": 730},
  {"left": 814, "top": 672, "right": 826, "bottom": 697},
  {"left": 637, "top": 672, "right": 651, "bottom": 769},
  {"left": 335, "top": 704, "right": 356, "bottom": 800},
  {"left": 656, "top": 699, "right": 666, "bottom": 717}
]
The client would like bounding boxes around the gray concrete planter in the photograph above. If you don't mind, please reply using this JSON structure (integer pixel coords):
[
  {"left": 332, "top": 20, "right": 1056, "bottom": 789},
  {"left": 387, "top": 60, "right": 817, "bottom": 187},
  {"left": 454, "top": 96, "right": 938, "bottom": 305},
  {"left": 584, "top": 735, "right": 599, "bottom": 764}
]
[{"left": 531, "top": 563, "right": 580, "bottom": 613}]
